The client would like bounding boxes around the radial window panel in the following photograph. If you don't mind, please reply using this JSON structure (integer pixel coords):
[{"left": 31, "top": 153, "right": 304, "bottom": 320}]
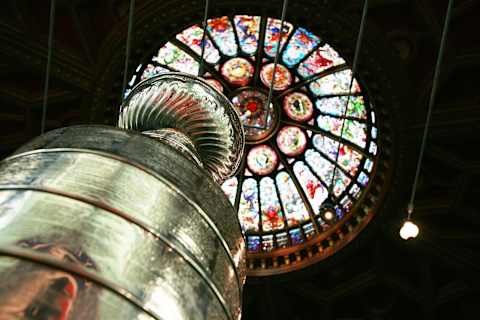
[
  {"left": 282, "top": 27, "right": 320, "bottom": 67},
  {"left": 276, "top": 172, "right": 310, "bottom": 227},
  {"left": 238, "top": 178, "right": 260, "bottom": 232},
  {"left": 317, "top": 115, "right": 367, "bottom": 148},
  {"left": 259, "top": 177, "right": 285, "bottom": 232},
  {"left": 155, "top": 42, "right": 199, "bottom": 74},
  {"left": 315, "top": 96, "right": 367, "bottom": 119},
  {"left": 176, "top": 25, "right": 221, "bottom": 64},
  {"left": 309, "top": 69, "right": 361, "bottom": 96},
  {"left": 207, "top": 16, "right": 238, "bottom": 56},
  {"left": 297, "top": 44, "right": 345, "bottom": 78},
  {"left": 312, "top": 134, "right": 339, "bottom": 160},
  {"left": 234, "top": 15, "right": 261, "bottom": 55},
  {"left": 337, "top": 145, "right": 363, "bottom": 176},
  {"left": 264, "top": 18, "right": 293, "bottom": 57}
]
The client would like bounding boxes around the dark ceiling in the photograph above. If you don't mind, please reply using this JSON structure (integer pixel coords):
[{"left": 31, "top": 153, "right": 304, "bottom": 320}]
[{"left": 1, "top": 0, "right": 480, "bottom": 319}]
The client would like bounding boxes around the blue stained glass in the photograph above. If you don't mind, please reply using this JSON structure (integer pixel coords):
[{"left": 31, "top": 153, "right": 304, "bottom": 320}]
[
  {"left": 234, "top": 15, "right": 261, "bottom": 55},
  {"left": 289, "top": 228, "right": 304, "bottom": 245},
  {"left": 247, "top": 236, "right": 261, "bottom": 252},
  {"left": 282, "top": 27, "right": 320, "bottom": 67},
  {"left": 358, "top": 172, "right": 369, "bottom": 186}
]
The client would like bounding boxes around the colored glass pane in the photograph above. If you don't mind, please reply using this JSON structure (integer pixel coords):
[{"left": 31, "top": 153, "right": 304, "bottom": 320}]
[
  {"left": 293, "top": 161, "right": 328, "bottom": 214},
  {"left": 369, "top": 142, "right": 378, "bottom": 155},
  {"left": 276, "top": 172, "right": 310, "bottom": 226},
  {"left": 297, "top": 44, "right": 345, "bottom": 78},
  {"left": 317, "top": 115, "right": 367, "bottom": 148},
  {"left": 282, "top": 27, "right": 320, "bottom": 67},
  {"left": 262, "top": 235, "right": 275, "bottom": 251},
  {"left": 264, "top": 18, "right": 294, "bottom": 57},
  {"left": 221, "top": 177, "right": 238, "bottom": 206},
  {"left": 309, "top": 69, "right": 361, "bottom": 96},
  {"left": 234, "top": 15, "right": 261, "bottom": 55},
  {"left": 358, "top": 172, "right": 369, "bottom": 186},
  {"left": 260, "top": 63, "right": 292, "bottom": 91},
  {"left": 176, "top": 25, "right": 220, "bottom": 64},
  {"left": 289, "top": 228, "right": 303, "bottom": 245},
  {"left": 140, "top": 64, "right": 169, "bottom": 81},
  {"left": 277, "top": 126, "right": 307, "bottom": 156},
  {"left": 238, "top": 178, "right": 260, "bottom": 232},
  {"left": 349, "top": 184, "right": 361, "bottom": 199},
  {"left": 338, "top": 145, "right": 363, "bottom": 176},
  {"left": 259, "top": 177, "right": 285, "bottom": 232},
  {"left": 247, "top": 236, "right": 261, "bottom": 252},
  {"left": 247, "top": 145, "right": 279, "bottom": 175},
  {"left": 283, "top": 92, "right": 314, "bottom": 122},
  {"left": 276, "top": 232, "right": 288, "bottom": 248},
  {"left": 155, "top": 42, "right": 199, "bottom": 74},
  {"left": 312, "top": 134, "right": 339, "bottom": 160},
  {"left": 304, "top": 149, "right": 351, "bottom": 196},
  {"left": 315, "top": 96, "right": 367, "bottom": 119},
  {"left": 207, "top": 16, "right": 238, "bottom": 56},
  {"left": 364, "top": 159, "right": 374, "bottom": 172},
  {"left": 303, "top": 223, "right": 316, "bottom": 238},
  {"left": 221, "top": 57, "right": 254, "bottom": 86}
]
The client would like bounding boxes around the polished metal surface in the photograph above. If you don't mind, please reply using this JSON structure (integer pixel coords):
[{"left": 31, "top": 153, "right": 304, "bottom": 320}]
[
  {"left": 118, "top": 72, "right": 245, "bottom": 183},
  {"left": 0, "top": 74, "right": 246, "bottom": 320},
  {"left": 0, "top": 126, "right": 245, "bottom": 320}
]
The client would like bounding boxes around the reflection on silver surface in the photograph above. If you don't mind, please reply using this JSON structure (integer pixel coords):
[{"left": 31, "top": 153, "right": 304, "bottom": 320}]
[
  {"left": 0, "top": 73, "right": 246, "bottom": 320},
  {"left": 118, "top": 72, "right": 245, "bottom": 183}
]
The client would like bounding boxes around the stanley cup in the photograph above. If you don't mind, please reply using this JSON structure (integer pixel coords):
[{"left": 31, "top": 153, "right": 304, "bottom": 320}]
[{"left": 0, "top": 73, "right": 246, "bottom": 320}]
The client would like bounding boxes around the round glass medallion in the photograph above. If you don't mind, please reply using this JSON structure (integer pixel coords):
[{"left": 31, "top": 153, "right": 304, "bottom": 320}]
[
  {"left": 247, "top": 145, "right": 279, "bottom": 175},
  {"left": 260, "top": 63, "right": 292, "bottom": 91},
  {"left": 276, "top": 126, "right": 307, "bottom": 156},
  {"left": 283, "top": 92, "right": 314, "bottom": 122},
  {"left": 221, "top": 57, "right": 254, "bottom": 86},
  {"left": 231, "top": 89, "right": 277, "bottom": 142}
]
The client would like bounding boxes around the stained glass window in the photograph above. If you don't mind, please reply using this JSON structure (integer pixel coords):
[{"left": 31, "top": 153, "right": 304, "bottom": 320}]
[{"left": 125, "top": 16, "right": 379, "bottom": 255}]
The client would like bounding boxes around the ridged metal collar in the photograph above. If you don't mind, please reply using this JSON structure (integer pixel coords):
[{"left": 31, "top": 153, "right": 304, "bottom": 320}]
[{"left": 118, "top": 72, "right": 245, "bottom": 183}]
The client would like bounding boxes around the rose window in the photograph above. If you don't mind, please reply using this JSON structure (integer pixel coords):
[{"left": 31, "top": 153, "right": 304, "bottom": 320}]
[{"left": 125, "top": 15, "right": 380, "bottom": 275}]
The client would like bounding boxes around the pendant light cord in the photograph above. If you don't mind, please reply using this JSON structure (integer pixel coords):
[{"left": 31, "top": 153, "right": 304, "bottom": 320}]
[
  {"left": 265, "top": 0, "right": 289, "bottom": 111},
  {"left": 407, "top": 0, "right": 454, "bottom": 219},
  {"left": 121, "top": 0, "right": 136, "bottom": 100},
  {"left": 330, "top": 0, "right": 368, "bottom": 193},
  {"left": 198, "top": 0, "right": 210, "bottom": 76},
  {"left": 40, "top": 0, "right": 56, "bottom": 134}
]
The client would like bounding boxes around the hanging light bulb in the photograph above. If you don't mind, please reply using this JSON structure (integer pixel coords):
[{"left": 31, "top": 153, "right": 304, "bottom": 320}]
[
  {"left": 321, "top": 197, "right": 337, "bottom": 224},
  {"left": 399, "top": 220, "right": 419, "bottom": 240}
]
